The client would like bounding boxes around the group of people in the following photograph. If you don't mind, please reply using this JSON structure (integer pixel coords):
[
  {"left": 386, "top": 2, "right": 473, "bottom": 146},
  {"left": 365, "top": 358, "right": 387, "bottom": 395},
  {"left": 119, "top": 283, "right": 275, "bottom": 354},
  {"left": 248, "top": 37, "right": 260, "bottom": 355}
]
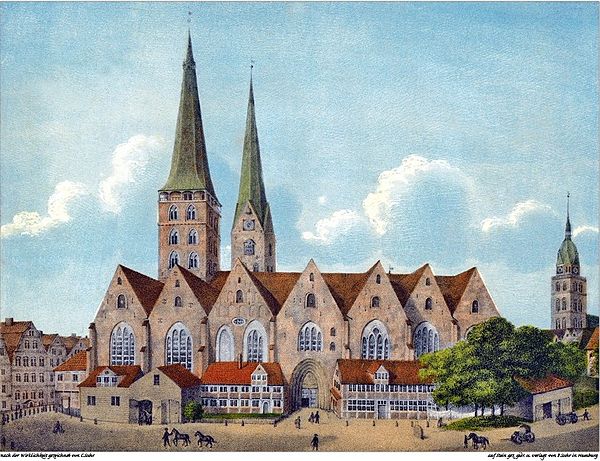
[{"left": 308, "top": 411, "right": 320, "bottom": 424}]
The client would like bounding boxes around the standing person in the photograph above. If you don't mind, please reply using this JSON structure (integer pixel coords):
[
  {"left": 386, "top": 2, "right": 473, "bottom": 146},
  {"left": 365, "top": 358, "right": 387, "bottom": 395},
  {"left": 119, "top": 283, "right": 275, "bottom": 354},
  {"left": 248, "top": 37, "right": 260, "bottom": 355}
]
[
  {"left": 309, "top": 412, "right": 314, "bottom": 423},
  {"left": 311, "top": 434, "right": 319, "bottom": 451},
  {"left": 162, "top": 427, "right": 171, "bottom": 447},
  {"left": 315, "top": 411, "right": 320, "bottom": 424},
  {"left": 296, "top": 416, "right": 301, "bottom": 430},
  {"left": 583, "top": 409, "right": 590, "bottom": 421}
]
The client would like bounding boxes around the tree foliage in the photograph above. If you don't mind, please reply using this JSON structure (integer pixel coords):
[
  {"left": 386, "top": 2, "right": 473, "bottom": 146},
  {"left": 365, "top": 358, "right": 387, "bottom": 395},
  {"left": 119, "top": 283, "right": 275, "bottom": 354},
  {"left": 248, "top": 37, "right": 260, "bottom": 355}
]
[
  {"left": 183, "top": 401, "right": 204, "bottom": 422},
  {"left": 420, "top": 317, "right": 585, "bottom": 415}
]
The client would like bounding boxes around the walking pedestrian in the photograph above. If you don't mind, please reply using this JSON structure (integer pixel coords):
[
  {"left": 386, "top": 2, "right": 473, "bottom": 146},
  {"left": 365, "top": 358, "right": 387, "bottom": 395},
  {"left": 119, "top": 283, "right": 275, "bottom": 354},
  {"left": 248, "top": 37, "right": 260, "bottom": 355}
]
[
  {"left": 309, "top": 412, "right": 314, "bottom": 423},
  {"left": 162, "top": 427, "right": 171, "bottom": 447},
  {"left": 315, "top": 411, "right": 320, "bottom": 424},
  {"left": 583, "top": 409, "right": 590, "bottom": 421},
  {"left": 311, "top": 433, "right": 319, "bottom": 451}
]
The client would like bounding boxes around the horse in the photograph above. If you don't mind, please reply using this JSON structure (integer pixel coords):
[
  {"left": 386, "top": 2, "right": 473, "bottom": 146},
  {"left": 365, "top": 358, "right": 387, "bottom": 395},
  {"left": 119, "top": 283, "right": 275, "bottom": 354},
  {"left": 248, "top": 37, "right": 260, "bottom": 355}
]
[
  {"left": 170, "top": 428, "right": 191, "bottom": 447},
  {"left": 194, "top": 430, "right": 216, "bottom": 448},
  {"left": 466, "top": 432, "right": 490, "bottom": 450}
]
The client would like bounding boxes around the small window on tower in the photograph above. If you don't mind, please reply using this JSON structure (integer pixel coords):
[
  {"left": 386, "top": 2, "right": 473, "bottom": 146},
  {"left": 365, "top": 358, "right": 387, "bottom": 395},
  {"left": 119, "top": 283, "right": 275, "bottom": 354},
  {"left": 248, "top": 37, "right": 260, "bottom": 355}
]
[
  {"left": 175, "top": 280, "right": 180, "bottom": 287},
  {"left": 562, "top": 282, "right": 567, "bottom": 291},
  {"left": 555, "top": 282, "right": 560, "bottom": 291},
  {"left": 187, "top": 205, "right": 196, "bottom": 220},
  {"left": 183, "top": 191, "right": 193, "bottom": 200},
  {"left": 244, "top": 240, "right": 255, "bottom": 256}
]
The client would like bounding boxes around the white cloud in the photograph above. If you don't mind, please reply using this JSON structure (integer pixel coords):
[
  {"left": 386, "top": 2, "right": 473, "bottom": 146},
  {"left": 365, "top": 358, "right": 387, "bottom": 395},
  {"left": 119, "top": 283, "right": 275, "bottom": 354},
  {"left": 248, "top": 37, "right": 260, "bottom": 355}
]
[
  {"left": 480, "top": 200, "right": 554, "bottom": 233},
  {"left": 302, "top": 209, "right": 362, "bottom": 244},
  {"left": 98, "top": 134, "right": 165, "bottom": 213},
  {"left": 1, "top": 181, "right": 87, "bottom": 238},
  {"left": 362, "top": 155, "right": 470, "bottom": 235},
  {"left": 573, "top": 225, "right": 599, "bottom": 238},
  {"left": 318, "top": 195, "right": 327, "bottom": 205}
]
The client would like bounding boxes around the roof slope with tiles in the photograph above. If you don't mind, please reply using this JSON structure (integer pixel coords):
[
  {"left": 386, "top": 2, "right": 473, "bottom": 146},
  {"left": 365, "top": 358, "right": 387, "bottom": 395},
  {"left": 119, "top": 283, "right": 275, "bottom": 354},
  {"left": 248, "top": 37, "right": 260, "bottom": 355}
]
[
  {"left": 79, "top": 365, "right": 143, "bottom": 388},
  {"left": 120, "top": 265, "right": 165, "bottom": 316},
  {"left": 200, "top": 362, "right": 284, "bottom": 386},
  {"left": 336, "top": 359, "right": 432, "bottom": 385},
  {"left": 157, "top": 364, "right": 202, "bottom": 388},
  {"left": 515, "top": 375, "right": 572, "bottom": 394},
  {"left": 388, "top": 264, "right": 429, "bottom": 306},
  {"left": 435, "top": 267, "right": 477, "bottom": 314},
  {"left": 0, "top": 320, "right": 33, "bottom": 359},
  {"left": 178, "top": 265, "right": 222, "bottom": 314},
  {"left": 585, "top": 327, "right": 599, "bottom": 351},
  {"left": 54, "top": 351, "right": 87, "bottom": 372}
]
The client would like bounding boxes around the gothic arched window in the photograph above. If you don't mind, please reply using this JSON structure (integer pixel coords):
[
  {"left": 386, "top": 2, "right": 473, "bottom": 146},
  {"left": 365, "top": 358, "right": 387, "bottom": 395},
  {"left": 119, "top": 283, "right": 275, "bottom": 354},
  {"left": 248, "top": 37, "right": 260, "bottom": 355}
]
[
  {"left": 117, "top": 294, "right": 126, "bottom": 309},
  {"left": 174, "top": 296, "right": 182, "bottom": 307},
  {"left": 330, "top": 342, "right": 336, "bottom": 352},
  {"left": 562, "top": 318, "right": 566, "bottom": 329},
  {"left": 330, "top": 327, "right": 336, "bottom": 337},
  {"left": 110, "top": 323, "right": 135, "bottom": 366},
  {"left": 425, "top": 277, "right": 431, "bottom": 286},
  {"left": 188, "top": 252, "right": 199, "bottom": 269},
  {"left": 425, "top": 297, "right": 433, "bottom": 310},
  {"left": 186, "top": 205, "right": 196, "bottom": 220},
  {"left": 361, "top": 320, "right": 391, "bottom": 360},
  {"left": 471, "top": 300, "right": 479, "bottom": 313},
  {"left": 183, "top": 191, "right": 193, "bottom": 200},
  {"left": 309, "top": 272, "right": 314, "bottom": 282},
  {"left": 165, "top": 322, "right": 192, "bottom": 370},
  {"left": 169, "top": 229, "right": 179, "bottom": 245},
  {"left": 555, "top": 299, "right": 560, "bottom": 312},
  {"left": 244, "top": 240, "right": 255, "bottom": 256},
  {"left": 236, "top": 290, "right": 244, "bottom": 303},
  {"left": 555, "top": 282, "right": 560, "bottom": 291},
  {"left": 244, "top": 321, "right": 267, "bottom": 362},
  {"left": 562, "top": 282, "right": 567, "bottom": 291},
  {"left": 216, "top": 326, "right": 234, "bottom": 362},
  {"left": 169, "top": 205, "right": 178, "bottom": 221},
  {"left": 376, "top": 274, "right": 381, "bottom": 284},
  {"left": 168, "top": 251, "right": 179, "bottom": 269},
  {"left": 306, "top": 293, "right": 316, "bottom": 308},
  {"left": 413, "top": 322, "right": 439, "bottom": 358},
  {"left": 556, "top": 319, "right": 560, "bottom": 329},
  {"left": 371, "top": 296, "right": 380, "bottom": 308},
  {"left": 562, "top": 298, "right": 566, "bottom": 310},
  {"left": 298, "top": 322, "right": 323, "bottom": 352},
  {"left": 188, "top": 229, "right": 198, "bottom": 245}
]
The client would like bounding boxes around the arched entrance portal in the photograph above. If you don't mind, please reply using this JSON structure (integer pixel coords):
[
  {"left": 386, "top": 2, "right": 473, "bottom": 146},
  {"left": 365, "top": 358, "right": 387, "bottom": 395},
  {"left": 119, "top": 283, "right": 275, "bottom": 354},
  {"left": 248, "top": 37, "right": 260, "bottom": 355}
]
[{"left": 290, "top": 359, "right": 330, "bottom": 411}]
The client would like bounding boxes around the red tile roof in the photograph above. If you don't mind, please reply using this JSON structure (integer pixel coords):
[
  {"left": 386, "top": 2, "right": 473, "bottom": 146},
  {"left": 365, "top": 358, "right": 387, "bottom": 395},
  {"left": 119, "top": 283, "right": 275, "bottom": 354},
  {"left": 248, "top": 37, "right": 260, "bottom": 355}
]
[
  {"left": 42, "top": 334, "right": 59, "bottom": 349},
  {"left": 120, "top": 265, "right": 164, "bottom": 316},
  {"left": 251, "top": 271, "right": 302, "bottom": 312},
  {"left": 54, "top": 351, "right": 87, "bottom": 372},
  {"left": 178, "top": 266, "right": 222, "bottom": 313},
  {"left": 200, "top": 362, "right": 285, "bottom": 386},
  {"left": 515, "top": 375, "right": 572, "bottom": 394},
  {"left": 336, "top": 359, "right": 432, "bottom": 385},
  {"left": 157, "top": 364, "right": 202, "bottom": 388},
  {"left": 388, "top": 264, "right": 429, "bottom": 306},
  {"left": 0, "top": 320, "right": 33, "bottom": 359},
  {"left": 322, "top": 265, "right": 375, "bottom": 315},
  {"left": 79, "top": 365, "right": 143, "bottom": 388},
  {"left": 585, "top": 327, "right": 599, "bottom": 351},
  {"left": 436, "top": 268, "right": 476, "bottom": 314}
]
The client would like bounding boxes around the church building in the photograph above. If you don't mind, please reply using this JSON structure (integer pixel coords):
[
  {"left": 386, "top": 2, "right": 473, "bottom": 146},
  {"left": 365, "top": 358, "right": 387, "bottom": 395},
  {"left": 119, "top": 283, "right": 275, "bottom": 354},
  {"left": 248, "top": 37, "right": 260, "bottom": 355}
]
[{"left": 86, "top": 33, "right": 501, "bottom": 421}]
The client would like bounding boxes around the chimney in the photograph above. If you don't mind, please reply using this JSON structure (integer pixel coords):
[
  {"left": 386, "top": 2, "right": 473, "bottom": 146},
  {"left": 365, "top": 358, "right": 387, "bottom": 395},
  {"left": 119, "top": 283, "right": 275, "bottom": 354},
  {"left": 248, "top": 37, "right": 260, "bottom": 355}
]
[
  {"left": 238, "top": 353, "right": 243, "bottom": 369},
  {"left": 4, "top": 318, "right": 13, "bottom": 326}
]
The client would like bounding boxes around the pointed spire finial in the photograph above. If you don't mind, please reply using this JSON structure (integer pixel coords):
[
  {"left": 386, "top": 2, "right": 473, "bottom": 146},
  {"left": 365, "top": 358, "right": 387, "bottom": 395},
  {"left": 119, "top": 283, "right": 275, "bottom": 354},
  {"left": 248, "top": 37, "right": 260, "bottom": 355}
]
[{"left": 565, "top": 191, "right": 572, "bottom": 239}]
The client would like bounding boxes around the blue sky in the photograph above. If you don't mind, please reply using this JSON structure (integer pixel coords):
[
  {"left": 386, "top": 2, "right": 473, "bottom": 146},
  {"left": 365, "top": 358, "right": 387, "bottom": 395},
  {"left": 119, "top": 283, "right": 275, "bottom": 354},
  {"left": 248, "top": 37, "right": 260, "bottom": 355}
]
[{"left": 1, "top": 2, "right": 598, "bottom": 335}]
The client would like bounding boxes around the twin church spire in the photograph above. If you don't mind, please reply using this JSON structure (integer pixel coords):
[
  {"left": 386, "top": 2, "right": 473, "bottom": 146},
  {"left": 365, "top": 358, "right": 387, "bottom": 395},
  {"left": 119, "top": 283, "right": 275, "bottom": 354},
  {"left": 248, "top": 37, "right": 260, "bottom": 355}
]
[{"left": 158, "top": 32, "right": 276, "bottom": 280}]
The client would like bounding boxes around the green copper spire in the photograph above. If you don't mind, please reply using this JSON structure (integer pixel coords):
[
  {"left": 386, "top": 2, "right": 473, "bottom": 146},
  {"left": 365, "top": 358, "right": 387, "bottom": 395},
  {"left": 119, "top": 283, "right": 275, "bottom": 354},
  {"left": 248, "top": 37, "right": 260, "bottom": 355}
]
[
  {"left": 162, "top": 31, "right": 216, "bottom": 197},
  {"left": 557, "top": 192, "right": 580, "bottom": 267},
  {"left": 233, "top": 74, "right": 271, "bottom": 228}
]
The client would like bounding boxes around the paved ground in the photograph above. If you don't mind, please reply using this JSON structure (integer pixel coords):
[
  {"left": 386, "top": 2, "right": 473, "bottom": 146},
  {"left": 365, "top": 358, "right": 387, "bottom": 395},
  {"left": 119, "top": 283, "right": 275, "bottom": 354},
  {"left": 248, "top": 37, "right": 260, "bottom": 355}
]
[{"left": 0, "top": 406, "right": 597, "bottom": 452}]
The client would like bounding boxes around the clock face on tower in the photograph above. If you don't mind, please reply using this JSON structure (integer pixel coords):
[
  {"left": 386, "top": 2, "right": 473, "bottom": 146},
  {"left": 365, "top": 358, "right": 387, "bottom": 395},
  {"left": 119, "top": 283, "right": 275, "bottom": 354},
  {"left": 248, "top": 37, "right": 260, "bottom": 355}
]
[
  {"left": 557, "top": 267, "right": 563, "bottom": 274},
  {"left": 573, "top": 267, "right": 579, "bottom": 274},
  {"left": 243, "top": 219, "right": 255, "bottom": 231}
]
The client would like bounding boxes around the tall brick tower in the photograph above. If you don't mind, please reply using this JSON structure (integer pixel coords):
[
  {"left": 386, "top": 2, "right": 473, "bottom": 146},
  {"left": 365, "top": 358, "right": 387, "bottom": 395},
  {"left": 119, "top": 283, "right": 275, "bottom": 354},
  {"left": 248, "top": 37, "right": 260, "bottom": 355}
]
[
  {"left": 158, "top": 32, "right": 221, "bottom": 281},
  {"left": 231, "top": 73, "right": 276, "bottom": 272},
  {"left": 551, "top": 194, "right": 587, "bottom": 330}
]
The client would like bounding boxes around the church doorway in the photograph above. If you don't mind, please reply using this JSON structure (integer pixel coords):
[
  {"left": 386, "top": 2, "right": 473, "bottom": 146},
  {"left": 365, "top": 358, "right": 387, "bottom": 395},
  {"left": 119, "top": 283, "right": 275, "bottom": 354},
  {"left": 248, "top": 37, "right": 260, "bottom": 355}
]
[{"left": 290, "top": 359, "right": 329, "bottom": 411}]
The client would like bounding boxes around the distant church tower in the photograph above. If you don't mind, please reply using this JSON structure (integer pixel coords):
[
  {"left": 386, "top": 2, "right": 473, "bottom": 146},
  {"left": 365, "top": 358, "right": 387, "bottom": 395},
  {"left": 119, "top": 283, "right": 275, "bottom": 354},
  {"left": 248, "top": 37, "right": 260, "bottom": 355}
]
[
  {"left": 231, "top": 74, "right": 276, "bottom": 272},
  {"left": 551, "top": 194, "right": 587, "bottom": 330},
  {"left": 158, "top": 32, "right": 221, "bottom": 281}
]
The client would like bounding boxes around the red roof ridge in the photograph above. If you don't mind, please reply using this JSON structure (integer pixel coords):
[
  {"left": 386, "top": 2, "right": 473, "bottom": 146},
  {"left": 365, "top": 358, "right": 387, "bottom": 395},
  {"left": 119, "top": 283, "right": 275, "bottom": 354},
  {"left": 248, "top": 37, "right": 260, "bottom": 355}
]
[
  {"left": 54, "top": 351, "right": 87, "bottom": 372},
  {"left": 157, "top": 364, "right": 202, "bottom": 388},
  {"left": 119, "top": 265, "right": 164, "bottom": 316},
  {"left": 515, "top": 375, "right": 572, "bottom": 394},
  {"left": 177, "top": 265, "right": 221, "bottom": 313},
  {"left": 201, "top": 361, "right": 284, "bottom": 386}
]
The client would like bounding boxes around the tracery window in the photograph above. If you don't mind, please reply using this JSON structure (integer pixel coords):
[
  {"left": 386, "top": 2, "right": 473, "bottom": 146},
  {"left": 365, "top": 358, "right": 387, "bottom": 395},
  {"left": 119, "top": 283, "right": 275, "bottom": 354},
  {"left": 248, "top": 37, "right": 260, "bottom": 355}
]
[
  {"left": 361, "top": 320, "right": 390, "bottom": 360},
  {"left": 298, "top": 322, "right": 323, "bottom": 352},
  {"left": 110, "top": 323, "right": 135, "bottom": 365},
  {"left": 244, "top": 240, "right": 255, "bottom": 256},
  {"left": 165, "top": 322, "right": 192, "bottom": 370},
  {"left": 169, "top": 229, "right": 179, "bottom": 245},
  {"left": 413, "top": 322, "right": 439, "bottom": 358},
  {"left": 189, "top": 252, "right": 199, "bottom": 269},
  {"left": 168, "top": 251, "right": 179, "bottom": 269},
  {"left": 216, "top": 326, "right": 234, "bottom": 362},
  {"left": 244, "top": 321, "right": 267, "bottom": 363},
  {"left": 186, "top": 205, "right": 196, "bottom": 220},
  {"left": 169, "top": 205, "right": 178, "bottom": 221},
  {"left": 188, "top": 229, "right": 198, "bottom": 244}
]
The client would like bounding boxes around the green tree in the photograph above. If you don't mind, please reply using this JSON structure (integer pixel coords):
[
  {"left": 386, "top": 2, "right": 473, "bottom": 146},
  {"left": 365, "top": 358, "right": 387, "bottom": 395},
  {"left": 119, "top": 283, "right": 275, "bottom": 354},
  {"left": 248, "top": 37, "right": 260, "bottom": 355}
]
[
  {"left": 548, "top": 341, "right": 586, "bottom": 380},
  {"left": 183, "top": 401, "right": 204, "bottom": 422}
]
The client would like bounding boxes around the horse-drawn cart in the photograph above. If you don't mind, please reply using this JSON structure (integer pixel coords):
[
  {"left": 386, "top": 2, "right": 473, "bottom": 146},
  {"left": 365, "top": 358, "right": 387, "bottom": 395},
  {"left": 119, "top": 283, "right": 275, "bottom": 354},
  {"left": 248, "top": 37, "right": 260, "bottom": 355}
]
[
  {"left": 510, "top": 424, "right": 535, "bottom": 444},
  {"left": 555, "top": 412, "right": 578, "bottom": 426}
]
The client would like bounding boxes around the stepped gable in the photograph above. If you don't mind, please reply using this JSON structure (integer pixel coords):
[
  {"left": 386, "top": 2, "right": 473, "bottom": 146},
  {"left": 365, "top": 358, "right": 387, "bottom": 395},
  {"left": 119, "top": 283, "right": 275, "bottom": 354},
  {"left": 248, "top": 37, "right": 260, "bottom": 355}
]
[
  {"left": 0, "top": 320, "right": 33, "bottom": 360},
  {"left": 322, "top": 263, "right": 377, "bottom": 315},
  {"left": 200, "top": 361, "right": 284, "bottom": 386},
  {"left": 388, "top": 264, "right": 429, "bottom": 306},
  {"left": 435, "top": 267, "right": 477, "bottom": 314},
  {"left": 178, "top": 265, "right": 222, "bottom": 314},
  {"left": 251, "top": 272, "right": 302, "bottom": 310},
  {"left": 79, "top": 365, "right": 143, "bottom": 388},
  {"left": 336, "top": 359, "right": 432, "bottom": 385},
  {"left": 157, "top": 364, "right": 202, "bottom": 388},
  {"left": 54, "top": 351, "right": 87, "bottom": 372},
  {"left": 120, "top": 265, "right": 165, "bottom": 316}
]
